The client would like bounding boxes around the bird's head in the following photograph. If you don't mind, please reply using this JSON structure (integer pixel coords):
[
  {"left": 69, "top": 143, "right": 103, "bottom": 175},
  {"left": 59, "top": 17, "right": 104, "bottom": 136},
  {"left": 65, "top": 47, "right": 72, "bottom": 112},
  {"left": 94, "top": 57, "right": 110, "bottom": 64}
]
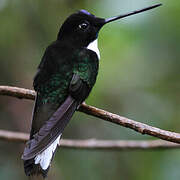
[{"left": 57, "top": 10, "right": 104, "bottom": 47}]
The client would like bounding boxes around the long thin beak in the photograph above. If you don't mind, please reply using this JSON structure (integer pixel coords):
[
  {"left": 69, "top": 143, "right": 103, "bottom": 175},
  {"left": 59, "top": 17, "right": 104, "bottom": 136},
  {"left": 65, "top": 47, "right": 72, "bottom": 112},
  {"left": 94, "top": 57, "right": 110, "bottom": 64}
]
[{"left": 105, "top": 4, "right": 162, "bottom": 24}]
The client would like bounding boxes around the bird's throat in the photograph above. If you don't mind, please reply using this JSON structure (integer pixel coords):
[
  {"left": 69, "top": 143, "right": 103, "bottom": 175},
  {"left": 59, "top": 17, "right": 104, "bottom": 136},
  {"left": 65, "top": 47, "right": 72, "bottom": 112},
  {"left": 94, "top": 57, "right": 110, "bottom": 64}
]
[{"left": 87, "top": 39, "right": 100, "bottom": 59}]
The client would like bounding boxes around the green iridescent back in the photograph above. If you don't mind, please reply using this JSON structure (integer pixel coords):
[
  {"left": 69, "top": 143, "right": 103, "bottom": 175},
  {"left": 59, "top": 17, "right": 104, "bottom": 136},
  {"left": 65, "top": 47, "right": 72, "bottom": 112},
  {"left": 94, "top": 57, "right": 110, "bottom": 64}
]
[
  {"left": 37, "top": 48, "right": 99, "bottom": 107},
  {"left": 38, "top": 64, "right": 73, "bottom": 105}
]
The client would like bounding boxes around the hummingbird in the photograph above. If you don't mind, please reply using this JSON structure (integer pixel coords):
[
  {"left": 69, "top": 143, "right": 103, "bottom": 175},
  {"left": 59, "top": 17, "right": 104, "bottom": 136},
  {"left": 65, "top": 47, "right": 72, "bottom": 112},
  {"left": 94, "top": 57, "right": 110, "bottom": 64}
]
[{"left": 22, "top": 4, "right": 161, "bottom": 178}]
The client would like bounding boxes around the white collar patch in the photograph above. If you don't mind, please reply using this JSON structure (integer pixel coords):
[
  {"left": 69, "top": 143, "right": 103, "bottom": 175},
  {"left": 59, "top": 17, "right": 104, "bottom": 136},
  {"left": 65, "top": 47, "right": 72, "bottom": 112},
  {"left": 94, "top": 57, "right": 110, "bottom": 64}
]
[{"left": 87, "top": 39, "right": 100, "bottom": 59}]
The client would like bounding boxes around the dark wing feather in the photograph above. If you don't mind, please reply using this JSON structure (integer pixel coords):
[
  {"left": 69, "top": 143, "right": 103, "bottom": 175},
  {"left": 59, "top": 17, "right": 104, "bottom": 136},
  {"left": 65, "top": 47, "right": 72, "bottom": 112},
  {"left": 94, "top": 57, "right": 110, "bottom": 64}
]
[
  {"left": 29, "top": 94, "right": 58, "bottom": 139},
  {"left": 22, "top": 95, "right": 78, "bottom": 160}
]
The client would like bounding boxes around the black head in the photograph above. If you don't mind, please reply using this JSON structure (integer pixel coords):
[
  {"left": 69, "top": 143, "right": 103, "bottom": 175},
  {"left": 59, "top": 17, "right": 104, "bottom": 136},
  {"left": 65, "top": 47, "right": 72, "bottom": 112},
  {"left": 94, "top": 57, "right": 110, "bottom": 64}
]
[
  {"left": 57, "top": 4, "right": 162, "bottom": 48},
  {"left": 57, "top": 10, "right": 105, "bottom": 47}
]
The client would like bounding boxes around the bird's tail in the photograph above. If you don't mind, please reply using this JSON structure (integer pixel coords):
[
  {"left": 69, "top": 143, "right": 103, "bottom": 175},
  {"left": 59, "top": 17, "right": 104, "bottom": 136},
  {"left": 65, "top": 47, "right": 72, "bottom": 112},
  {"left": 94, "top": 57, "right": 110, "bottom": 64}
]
[
  {"left": 24, "top": 158, "right": 48, "bottom": 178},
  {"left": 24, "top": 135, "right": 61, "bottom": 178},
  {"left": 23, "top": 95, "right": 79, "bottom": 178}
]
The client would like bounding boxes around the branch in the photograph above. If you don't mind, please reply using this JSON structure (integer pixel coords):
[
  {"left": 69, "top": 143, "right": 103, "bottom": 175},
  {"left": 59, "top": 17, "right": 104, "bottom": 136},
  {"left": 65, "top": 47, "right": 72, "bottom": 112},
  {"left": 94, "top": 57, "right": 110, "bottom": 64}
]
[
  {"left": 0, "top": 129, "right": 180, "bottom": 150},
  {"left": 1, "top": 86, "right": 180, "bottom": 144},
  {"left": 0, "top": 86, "right": 35, "bottom": 100}
]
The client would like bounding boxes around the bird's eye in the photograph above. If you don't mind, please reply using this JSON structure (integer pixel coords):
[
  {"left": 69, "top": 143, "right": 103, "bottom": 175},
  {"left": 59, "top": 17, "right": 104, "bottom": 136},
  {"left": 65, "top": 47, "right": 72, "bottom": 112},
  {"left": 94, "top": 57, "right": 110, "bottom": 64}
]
[{"left": 78, "top": 22, "right": 89, "bottom": 30}]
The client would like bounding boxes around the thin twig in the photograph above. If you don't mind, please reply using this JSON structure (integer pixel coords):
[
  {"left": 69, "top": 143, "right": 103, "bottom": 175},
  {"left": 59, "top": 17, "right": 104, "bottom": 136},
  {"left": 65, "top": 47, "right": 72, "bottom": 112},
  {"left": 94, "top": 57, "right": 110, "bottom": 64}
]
[
  {"left": 0, "top": 129, "right": 180, "bottom": 150},
  {"left": 0, "top": 86, "right": 35, "bottom": 100},
  {"left": 0, "top": 86, "right": 180, "bottom": 144}
]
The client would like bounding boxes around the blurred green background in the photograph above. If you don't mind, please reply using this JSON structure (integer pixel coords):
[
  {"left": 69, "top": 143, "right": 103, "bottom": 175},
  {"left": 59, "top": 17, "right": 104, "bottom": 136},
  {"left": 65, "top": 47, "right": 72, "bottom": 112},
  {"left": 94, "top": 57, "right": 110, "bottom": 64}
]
[{"left": 0, "top": 0, "right": 180, "bottom": 179}]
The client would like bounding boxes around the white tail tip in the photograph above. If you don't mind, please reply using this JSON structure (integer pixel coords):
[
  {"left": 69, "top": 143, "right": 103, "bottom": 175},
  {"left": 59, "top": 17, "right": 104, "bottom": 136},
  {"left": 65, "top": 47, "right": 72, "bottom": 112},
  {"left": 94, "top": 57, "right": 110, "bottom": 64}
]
[{"left": 34, "top": 135, "right": 61, "bottom": 170}]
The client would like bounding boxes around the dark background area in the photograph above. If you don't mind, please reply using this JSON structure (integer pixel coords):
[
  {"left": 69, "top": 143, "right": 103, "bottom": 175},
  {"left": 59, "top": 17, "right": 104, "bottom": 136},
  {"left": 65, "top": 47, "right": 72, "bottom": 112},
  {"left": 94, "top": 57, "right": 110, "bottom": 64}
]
[{"left": 0, "top": 0, "right": 180, "bottom": 179}]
